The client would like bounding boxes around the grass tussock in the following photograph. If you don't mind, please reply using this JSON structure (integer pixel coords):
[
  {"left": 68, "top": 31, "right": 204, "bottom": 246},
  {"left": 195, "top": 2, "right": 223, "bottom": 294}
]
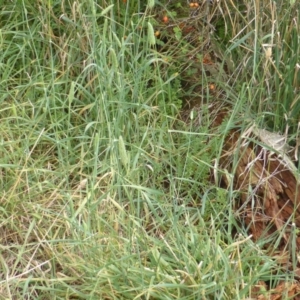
[{"left": 0, "top": 0, "right": 300, "bottom": 299}]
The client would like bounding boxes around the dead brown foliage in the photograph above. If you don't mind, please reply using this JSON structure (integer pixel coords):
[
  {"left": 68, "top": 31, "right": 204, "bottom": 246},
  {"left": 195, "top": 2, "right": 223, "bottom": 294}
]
[
  {"left": 214, "top": 108, "right": 300, "bottom": 299},
  {"left": 180, "top": 103, "right": 300, "bottom": 298}
]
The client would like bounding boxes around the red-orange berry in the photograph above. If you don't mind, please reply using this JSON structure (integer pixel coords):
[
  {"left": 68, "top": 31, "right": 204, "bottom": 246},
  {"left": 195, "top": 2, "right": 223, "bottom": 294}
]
[{"left": 162, "top": 15, "right": 169, "bottom": 23}]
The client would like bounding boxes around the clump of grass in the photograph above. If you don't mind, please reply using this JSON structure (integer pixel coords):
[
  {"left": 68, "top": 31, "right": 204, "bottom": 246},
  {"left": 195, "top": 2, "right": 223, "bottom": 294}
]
[
  {"left": 0, "top": 0, "right": 299, "bottom": 299},
  {"left": 213, "top": 1, "right": 300, "bottom": 131}
]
